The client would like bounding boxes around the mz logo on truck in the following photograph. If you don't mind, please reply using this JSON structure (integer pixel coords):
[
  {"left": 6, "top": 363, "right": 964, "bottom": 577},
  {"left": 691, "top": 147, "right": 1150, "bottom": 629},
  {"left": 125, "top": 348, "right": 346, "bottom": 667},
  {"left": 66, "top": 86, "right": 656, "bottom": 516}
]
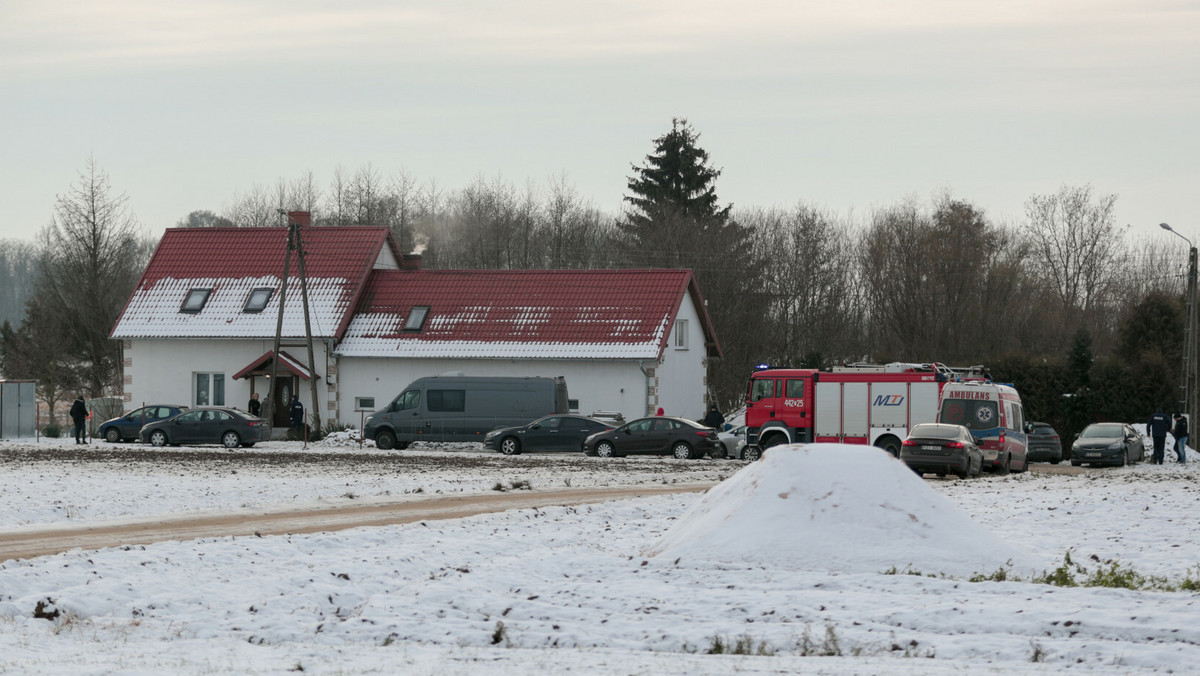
[{"left": 873, "top": 394, "right": 905, "bottom": 406}]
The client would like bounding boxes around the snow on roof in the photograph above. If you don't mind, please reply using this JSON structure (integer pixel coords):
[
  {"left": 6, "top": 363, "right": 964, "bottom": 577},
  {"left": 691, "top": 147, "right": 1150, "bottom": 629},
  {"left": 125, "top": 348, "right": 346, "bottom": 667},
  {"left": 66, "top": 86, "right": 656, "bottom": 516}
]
[
  {"left": 112, "top": 226, "right": 399, "bottom": 339},
  {"left": 335, "top": 269, "right": 719, "bottom": 360},
  {"left": 645, "top": 443, "right": 1038, "bottom": 577}
]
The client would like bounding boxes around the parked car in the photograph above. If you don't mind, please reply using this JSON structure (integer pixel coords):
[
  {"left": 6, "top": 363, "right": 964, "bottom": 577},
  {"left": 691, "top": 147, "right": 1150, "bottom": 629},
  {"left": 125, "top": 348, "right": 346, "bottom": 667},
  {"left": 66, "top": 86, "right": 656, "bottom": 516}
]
[
  {"left": 98, "top": 404, "right": 189, "bottom": 443},
  {"left": 716, "top": 425, "right": 747, "bottom": 459},
  {"left": 899, "top": 422, "right": 983, "bottom": 479},
  {"left": 1070, "top": 423, "right": 1144, "bottom": 467},
  {"left": 140, "top": 407, "right": 270, "bottom": 449},
  {"left": 582, "top": 416, "right": 723, "bottom": 459},
  {"left": 483, "top": 415, "right": 615, "bottom": 455},
  {"left": 1026, "top": 422, "right": 1063, "bottom": 463}
]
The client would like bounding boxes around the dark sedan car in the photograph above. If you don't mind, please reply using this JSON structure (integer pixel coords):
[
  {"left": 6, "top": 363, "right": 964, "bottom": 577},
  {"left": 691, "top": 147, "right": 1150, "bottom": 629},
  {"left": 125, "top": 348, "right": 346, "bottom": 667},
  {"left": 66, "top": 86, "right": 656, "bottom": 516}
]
[
  {"left": 98, "top": 404, "right": 188, "bottom": 443},
  {"left": 483, "top": 414, "right": 615, "bottom": 455},
  {"left": 1071, "top": 423, "right": 1143, "bottom": 467},
  {"left": 582, "top": 416, "right": 722, "bottom": 460},
  {"left": 900, "top": 422, "right": 983, "bottom": 479},
  {"left": 140, "top": 407, "right": 270, "bottom": 449},
  {"left": 1027, "top": 421, "right": 1063, "bottom": 463}
]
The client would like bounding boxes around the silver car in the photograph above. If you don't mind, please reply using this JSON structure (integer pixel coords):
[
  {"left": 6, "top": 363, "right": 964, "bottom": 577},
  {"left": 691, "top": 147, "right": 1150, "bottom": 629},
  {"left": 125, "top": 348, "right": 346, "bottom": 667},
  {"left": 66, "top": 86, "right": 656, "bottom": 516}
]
[{"left": 716, "top": 425, "right": 748, "bottom": 459}]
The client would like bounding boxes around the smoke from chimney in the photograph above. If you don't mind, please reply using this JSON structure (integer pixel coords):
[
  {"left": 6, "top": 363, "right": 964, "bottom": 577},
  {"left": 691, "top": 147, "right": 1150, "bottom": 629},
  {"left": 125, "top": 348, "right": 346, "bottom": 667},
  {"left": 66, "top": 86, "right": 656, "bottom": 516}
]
[{"left": 411, "top": 232, "right": 429, "bottom": 255}]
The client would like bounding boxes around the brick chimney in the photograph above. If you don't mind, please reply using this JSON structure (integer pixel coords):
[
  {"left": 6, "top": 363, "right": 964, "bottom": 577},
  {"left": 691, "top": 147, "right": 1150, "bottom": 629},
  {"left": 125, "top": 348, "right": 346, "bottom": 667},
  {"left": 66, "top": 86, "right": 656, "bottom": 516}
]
[{"left": 400, "top": 254, "right": 422, "bottom": 271}]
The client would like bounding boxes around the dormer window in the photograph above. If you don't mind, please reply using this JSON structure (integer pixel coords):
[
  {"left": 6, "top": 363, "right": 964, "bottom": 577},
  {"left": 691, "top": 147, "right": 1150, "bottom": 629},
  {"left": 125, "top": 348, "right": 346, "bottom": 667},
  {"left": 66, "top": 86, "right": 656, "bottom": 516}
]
[
  {"left": 243, "top": 287, "right": 275, "bottom": 313},
  {"left": 180, "top": 288, "right": 212, "bottom": 314},
  {"left": 404, "top": 306, "right": 430, "bottom": 331}
]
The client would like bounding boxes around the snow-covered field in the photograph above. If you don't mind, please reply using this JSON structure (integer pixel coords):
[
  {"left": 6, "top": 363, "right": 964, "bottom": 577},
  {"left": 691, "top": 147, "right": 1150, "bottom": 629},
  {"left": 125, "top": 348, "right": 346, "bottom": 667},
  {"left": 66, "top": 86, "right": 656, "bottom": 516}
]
[{"left": 1, "top": 435, "right": 1198, "bottom": 674}]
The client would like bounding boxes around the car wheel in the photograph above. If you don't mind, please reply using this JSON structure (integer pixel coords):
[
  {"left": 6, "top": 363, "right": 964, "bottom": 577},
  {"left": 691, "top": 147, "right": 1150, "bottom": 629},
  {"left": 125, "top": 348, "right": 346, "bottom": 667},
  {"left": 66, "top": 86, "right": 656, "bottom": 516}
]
[
  {"left": 500, "top": 437, "right": 521, "bottom": 456},
  {"left": 743, "top": 446, "right": 762, "bottom": 462},
  {"left": 1120, "top": 452, "right": 1127, "bottom": 467},
  {"left": 875, "top": 435, "right": 902, "bottom": 458},
  {"left": 672, "top": 441, "right": 693, "bottom": 460},
  {"left": 761, "top": 435, "right": 787, "bottom": 452},
  {"left": 149, "top": 430, "right": 168, "bottom": 447},
  {"left": 241, "top": 442, "right": 255, "bottom": 448},
  {"left": 375, "top": 430, "right": 396, "bottom": 451},
  {"left": 104, "top": 428, "right": 120, "bottom": 443},
  {"left": 596, "top": 441, "right": 615, "bottom": 458},
  {"left": 995, "top": 453, "right": 1011, "bottom": 475},
  {"left": 222, "top": 431, "right": 241, "bottom": 449},
  {"left": 1050, "top": 457, "right": 1061, "bottom": 465},
  {"left": 956, "top": 467, "right": 969, "bottom": 479},
  {"left": 1071, "top": 460, "right": 1082, "bottom": 467}
]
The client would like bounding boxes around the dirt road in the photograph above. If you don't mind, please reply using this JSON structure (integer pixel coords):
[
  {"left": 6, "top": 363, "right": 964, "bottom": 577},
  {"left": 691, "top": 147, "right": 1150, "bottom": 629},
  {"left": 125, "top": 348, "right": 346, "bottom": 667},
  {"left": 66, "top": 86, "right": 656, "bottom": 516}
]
[{"left": 0, "top": 483, "right": 712, "bottom": 564}]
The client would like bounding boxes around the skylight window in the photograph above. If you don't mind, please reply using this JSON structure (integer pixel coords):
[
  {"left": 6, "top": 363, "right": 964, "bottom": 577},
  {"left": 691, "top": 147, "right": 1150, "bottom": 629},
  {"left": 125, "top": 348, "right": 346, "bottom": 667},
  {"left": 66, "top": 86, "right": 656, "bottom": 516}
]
[
  {"left": 243, "top": 287, "right": 275, "bottom": 313},
  {"left": 180, "top": 288, "right": 212, "bottom": 314},
  {"left": 404, "top": 306, "right": 430, "bottom": 331}
]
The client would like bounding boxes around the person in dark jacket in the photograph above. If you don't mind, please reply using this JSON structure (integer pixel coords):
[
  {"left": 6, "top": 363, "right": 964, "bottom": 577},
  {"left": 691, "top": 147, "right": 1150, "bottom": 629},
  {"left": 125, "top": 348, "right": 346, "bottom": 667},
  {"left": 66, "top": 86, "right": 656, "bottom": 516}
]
[
  {"left": 248, "top": 392, "right": 261, "bottom": 417},
  {"left": 1173, "top": 413, "right": 1188, "bottom": 464},
  {"left": 702, "top": 404, "right": 725, "bottom": 429},
  {"left": 70, "top": 396, "right": 88, "bottom": 444},
  {"left": 288, "top": 395, "right": 305, "bottom": 439},
  {"left": 1147, "top": 408, "right": 1171, "bottom": 464}
]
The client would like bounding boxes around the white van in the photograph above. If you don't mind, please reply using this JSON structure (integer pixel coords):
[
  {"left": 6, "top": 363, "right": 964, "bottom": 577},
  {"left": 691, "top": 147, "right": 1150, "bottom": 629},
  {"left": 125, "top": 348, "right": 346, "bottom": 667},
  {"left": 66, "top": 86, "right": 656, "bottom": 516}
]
[{"left": 937, "top": 381, "right": 1029, "bottom": 474}]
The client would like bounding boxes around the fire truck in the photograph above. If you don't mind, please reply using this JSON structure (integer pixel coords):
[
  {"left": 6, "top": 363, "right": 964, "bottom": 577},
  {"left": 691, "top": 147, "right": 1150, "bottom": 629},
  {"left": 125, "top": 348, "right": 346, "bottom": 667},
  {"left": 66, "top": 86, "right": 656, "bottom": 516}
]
[{"left": 742, "top": 362, "right": 985, "bottom": 461}]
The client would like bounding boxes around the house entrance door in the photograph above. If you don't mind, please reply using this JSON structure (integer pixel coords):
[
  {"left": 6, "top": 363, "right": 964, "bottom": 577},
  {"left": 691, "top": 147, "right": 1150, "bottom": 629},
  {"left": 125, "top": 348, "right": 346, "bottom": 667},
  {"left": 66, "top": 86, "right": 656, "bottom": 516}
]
[{"left": 273, "top": 377, "right": 295, "bottom": 428}]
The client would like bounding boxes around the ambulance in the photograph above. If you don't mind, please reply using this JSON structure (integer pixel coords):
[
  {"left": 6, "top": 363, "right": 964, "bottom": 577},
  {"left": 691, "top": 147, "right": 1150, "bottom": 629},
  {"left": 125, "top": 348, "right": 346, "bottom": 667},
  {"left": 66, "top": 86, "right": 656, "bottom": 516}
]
[{"left": 936, "top": 380, "right": 1030, "bottom": 473}]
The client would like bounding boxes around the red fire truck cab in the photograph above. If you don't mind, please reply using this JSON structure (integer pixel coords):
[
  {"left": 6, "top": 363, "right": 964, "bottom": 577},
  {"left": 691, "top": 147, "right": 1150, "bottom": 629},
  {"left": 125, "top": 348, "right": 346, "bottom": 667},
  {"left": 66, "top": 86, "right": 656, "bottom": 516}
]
[{"left": 743, "top": 363, "right": 970, "bottom": 461}]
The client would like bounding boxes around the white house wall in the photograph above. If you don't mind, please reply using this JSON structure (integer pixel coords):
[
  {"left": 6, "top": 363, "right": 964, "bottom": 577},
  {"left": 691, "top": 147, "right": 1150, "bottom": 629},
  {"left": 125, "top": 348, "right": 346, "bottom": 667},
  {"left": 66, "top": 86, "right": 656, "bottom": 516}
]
[
  {"left": 335, "top": 358, "right": 651, "bottom": 424},
  {"left": 657, "top": 294, "right": 710, "bottom": 421},
  {"left": 124, "top": 338, "right": 331, "bottom": 416}
]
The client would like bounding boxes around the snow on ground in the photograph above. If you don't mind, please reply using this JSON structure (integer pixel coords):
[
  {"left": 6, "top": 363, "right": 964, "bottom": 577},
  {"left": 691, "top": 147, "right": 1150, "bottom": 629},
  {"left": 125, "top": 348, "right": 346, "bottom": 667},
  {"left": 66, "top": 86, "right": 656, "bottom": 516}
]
[{"left": 1, "top": 436, "right": 1199, "bottom": 674}]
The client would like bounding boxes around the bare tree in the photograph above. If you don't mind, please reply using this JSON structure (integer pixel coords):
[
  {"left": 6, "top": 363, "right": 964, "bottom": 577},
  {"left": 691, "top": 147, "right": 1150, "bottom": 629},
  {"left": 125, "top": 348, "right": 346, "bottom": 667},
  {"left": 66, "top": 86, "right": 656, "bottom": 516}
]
[
  {"left": 1023, "top": 184, "right": 1127, "bottom": 340},
  {"left": 34, "top": 156, "right": 147, "bottom": 397}
]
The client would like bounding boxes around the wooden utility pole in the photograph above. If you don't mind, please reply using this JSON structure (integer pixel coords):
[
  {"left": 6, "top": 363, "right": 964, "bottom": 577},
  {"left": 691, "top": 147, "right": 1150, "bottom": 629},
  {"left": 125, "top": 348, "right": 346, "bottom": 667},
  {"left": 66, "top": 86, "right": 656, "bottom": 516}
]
[
  {"left": 292, "top": 220, "right": 321, "bottom": 435},
  {"left": 263, "top": 216, "right": 294, "bottom": 427}
]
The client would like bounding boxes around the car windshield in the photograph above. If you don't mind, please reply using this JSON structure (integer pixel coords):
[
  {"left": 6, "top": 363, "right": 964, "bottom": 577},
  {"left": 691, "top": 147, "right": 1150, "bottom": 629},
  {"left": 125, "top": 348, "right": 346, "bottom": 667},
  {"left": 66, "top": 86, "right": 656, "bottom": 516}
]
[
  {"left": 939, "top": 399, "right": 999, "bottom": 432},
  {"left": 1080, "top": 423, "right": 1124, "bottom": 439}
]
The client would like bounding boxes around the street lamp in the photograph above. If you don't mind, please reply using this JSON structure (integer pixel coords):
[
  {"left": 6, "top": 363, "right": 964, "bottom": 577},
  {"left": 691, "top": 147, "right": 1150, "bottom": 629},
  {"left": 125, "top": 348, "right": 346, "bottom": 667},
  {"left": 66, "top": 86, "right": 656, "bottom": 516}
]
[{"left": 1160, "top": 222, "right": 1198, "bottom": 431}]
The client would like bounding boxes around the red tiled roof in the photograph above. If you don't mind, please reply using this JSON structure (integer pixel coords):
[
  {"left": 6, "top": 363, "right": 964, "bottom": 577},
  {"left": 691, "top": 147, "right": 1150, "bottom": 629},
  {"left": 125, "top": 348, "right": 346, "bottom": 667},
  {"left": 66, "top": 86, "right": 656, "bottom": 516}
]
[
  {"left": 337, "top": 269, "right": 721, "bottom": 359},
  {"left": 113, "top": 226, "right": 401, "bottom": 339}
]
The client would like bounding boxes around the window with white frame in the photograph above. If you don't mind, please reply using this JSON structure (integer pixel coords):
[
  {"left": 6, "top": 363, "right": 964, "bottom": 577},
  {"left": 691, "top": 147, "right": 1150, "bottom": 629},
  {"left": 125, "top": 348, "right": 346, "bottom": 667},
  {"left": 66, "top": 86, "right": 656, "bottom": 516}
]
[
  {"left": 673, "top": 319, "right": 689, "bottom": 349},
  {"left": 194, "top": 372, "right": 225, "bottom": 406}
]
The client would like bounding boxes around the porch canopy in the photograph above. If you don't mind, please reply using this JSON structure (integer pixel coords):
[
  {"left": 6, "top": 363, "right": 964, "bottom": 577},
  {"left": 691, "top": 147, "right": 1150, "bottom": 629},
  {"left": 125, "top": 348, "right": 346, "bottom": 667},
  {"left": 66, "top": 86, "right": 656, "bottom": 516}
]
[{"left": 232, "top": 350, "right": 316, "bottom": 381}]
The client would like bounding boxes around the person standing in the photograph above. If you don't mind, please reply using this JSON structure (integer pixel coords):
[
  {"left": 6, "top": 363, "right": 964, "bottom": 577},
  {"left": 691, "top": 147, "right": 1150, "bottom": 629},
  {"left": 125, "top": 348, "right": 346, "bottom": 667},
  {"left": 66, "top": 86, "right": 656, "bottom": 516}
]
[
  {"left": 70, "top": 395, "right": 88, "bottom": 445},
  {"left": 248, "top": 392, "right": 261, "bottom": 417},
  {"left": 702, "top": 403, "right": 725, "bottom": 429},
  {"left": 1147, "top": 408, "right": 1171, "bottom": 465},
  {"left": 1173, "top": 413, "right": 1188, "bottom": 464},
  {"left": 288, "top": 394, "right": 305, "bottom": 439}
]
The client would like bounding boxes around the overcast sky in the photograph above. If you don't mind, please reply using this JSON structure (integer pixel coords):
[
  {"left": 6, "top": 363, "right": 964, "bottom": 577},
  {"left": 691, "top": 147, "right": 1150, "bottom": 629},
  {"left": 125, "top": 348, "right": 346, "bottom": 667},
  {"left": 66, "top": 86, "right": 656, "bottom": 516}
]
[{"left": 2, "top": 0, "right": 1197, "bottom": 247}]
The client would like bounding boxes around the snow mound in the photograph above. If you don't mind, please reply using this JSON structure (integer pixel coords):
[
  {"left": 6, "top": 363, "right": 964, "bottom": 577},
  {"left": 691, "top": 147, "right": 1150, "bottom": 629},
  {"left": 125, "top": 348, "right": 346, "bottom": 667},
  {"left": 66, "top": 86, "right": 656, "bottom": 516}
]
[{"left": 645, "top": 443, "right": 1039, "bottom": 577}]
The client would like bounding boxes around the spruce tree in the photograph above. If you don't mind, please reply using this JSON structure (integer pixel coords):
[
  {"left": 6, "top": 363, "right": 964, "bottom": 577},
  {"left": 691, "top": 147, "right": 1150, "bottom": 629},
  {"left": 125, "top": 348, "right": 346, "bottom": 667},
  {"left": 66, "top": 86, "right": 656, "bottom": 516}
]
[{"left": 618, "top": 118, "right": 757, "bottom": 408}]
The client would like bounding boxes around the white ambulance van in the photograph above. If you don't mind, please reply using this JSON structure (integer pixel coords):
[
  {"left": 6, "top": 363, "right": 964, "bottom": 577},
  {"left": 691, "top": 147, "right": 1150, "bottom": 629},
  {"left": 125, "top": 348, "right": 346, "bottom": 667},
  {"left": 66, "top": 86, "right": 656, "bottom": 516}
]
[{"left": 936, "top": 380, "right": 1030, "bottom": 474}]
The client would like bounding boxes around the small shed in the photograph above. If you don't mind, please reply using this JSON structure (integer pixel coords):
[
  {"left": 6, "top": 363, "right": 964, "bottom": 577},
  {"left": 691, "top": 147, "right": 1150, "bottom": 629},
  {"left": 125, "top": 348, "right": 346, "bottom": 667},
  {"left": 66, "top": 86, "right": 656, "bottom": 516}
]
[{"left": 0, "top": 380, "right": 38, "bottom": 439}]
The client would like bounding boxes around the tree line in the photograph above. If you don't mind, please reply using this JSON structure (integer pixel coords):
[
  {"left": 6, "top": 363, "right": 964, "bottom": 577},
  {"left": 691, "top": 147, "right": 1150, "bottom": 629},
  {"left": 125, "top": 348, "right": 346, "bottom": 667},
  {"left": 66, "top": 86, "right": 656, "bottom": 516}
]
[{"left": 1, "top": 125, "right": 1189, "bottom": 439}]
